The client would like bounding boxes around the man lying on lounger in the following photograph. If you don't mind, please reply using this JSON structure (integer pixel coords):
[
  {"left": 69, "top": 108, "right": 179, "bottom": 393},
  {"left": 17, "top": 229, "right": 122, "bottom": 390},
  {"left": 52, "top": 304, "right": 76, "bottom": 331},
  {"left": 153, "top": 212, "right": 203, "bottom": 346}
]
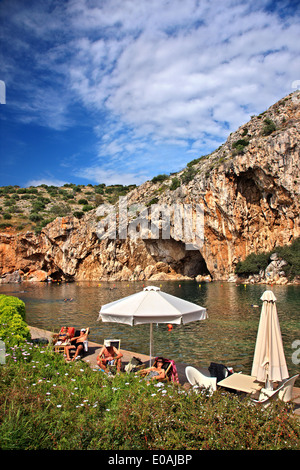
[
  {"left": 65, "top": 328, "right": 89, "bottom": 361},
  {"left": 96, "top": 343, "right": 123, "bottom": 373}
]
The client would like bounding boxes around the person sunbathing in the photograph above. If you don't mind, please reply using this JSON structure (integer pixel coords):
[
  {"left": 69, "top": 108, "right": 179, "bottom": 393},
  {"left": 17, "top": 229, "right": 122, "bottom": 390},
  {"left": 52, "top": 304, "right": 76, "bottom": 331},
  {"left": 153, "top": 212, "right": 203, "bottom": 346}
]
[
  {"left": 97, "top": 343, "right": 123, "bottom": 373},
  {"left": 54, "top": 326, "right": 70, "bottom": 345},
  {"left": 65, "top": 328, "right": 89, "bottom": 361},
  {"left": 138, "top": 357, "right": 166, "bottom": 381}
]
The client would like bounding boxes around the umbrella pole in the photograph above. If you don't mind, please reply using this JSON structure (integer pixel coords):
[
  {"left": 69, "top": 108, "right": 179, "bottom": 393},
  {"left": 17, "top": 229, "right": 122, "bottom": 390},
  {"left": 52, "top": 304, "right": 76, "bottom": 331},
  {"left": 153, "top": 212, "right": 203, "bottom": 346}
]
[
  {"left": 150, "top": 323, "right": 153, "bottom": 366},
  {"left": 265, "top": 375, "right": 273, "bottom": 391}
]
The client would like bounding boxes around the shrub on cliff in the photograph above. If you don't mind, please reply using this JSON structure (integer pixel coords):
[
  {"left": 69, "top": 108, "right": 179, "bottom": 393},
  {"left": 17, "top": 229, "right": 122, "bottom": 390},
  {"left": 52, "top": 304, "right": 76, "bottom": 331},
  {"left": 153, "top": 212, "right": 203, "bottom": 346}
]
[
  {"left": 170, "top": 177, "right": 181, "bottom": 190},
  {"left": 82, "top": 204, "right": 94, "bottom": 212},
  {"left": 29, "top": 213, "right": 42, "bottom": 222},
  {"left": 151, "top": 174, "right": 169, "bottom": 184},
  {"left": 274, "top": 237, "right": 300, "bottom": 278},
  {"left": 262, "top": 118, "right": 276, "bottom": 136},
  {"left": 235, "top": 253, "right": 269, "bottom": 275},
  {"left": 232, "top": 139, "right": 249, "bottom": 155},
  {"left": 181, "top": 166, "right": 197, "bottom": 184},
  {"left": 235, "top": 238, "right": 300, "bottom": 278}
]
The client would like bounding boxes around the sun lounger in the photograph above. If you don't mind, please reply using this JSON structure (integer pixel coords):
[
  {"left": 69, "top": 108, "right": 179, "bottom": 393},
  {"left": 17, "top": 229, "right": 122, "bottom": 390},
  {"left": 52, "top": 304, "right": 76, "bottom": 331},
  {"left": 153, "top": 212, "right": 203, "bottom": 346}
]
[
  {"left": 68, "top": 328, "right": 89, "bottom": 359},
  {"left": 54, "top": 327, "right": 75, "bottom": 353},
  {"left": 153, "top": 357, "right": 179, "bottom": 383}
]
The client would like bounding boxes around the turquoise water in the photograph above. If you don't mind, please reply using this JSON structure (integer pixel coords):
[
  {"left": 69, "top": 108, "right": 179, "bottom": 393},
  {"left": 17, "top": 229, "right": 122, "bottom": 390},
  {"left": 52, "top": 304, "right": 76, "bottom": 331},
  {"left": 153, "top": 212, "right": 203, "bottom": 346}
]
[{"left": 1, "top": 280, "right": 299, "bottom": 382}]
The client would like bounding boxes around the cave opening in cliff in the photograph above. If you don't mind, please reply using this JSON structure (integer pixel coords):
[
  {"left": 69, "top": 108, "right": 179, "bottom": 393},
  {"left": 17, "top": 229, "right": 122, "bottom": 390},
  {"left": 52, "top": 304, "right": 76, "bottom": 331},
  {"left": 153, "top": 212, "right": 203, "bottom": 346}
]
[
  {"left": 50, "top": 269, "right": 74, "bottom": 282},
  {"left": 236, "top": 169, "right": 262, "bottom": 205},
  {"left": 178, "top": 248, "right": 210, "bottom": 278},
  {"left": 145, "top": 238, "right": 210, "bottom": 279}
]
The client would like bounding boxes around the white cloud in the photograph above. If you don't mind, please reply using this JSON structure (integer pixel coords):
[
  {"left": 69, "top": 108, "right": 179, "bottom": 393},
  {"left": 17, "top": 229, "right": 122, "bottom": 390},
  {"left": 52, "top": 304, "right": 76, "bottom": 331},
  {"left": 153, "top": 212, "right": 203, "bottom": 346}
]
[
  {"left": 26, "top": 178, "right": 67, "bottom": 188},
  {"left": 1, "top": 0, "right": 300, "bottom": 184},
  {"left": 66, "top": 1, "right": 299, "bottom": 145},
  {"left": 75, "top": 165, "right": 148, "bottom": 186}
]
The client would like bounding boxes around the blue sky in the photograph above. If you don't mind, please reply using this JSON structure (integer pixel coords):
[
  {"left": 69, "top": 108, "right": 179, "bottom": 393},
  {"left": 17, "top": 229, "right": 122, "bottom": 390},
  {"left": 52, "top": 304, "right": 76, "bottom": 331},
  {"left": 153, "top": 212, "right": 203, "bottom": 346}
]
[{"left": 0, "top": 0, "right": 299, "bottom": 188}]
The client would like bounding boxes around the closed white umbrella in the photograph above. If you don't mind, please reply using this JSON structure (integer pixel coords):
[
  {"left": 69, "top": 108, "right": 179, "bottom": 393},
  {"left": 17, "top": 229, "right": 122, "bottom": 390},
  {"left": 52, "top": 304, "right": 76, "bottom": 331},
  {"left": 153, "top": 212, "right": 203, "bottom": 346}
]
[
  {"left": 98, "top": 286, "right": 207, "bottom": 364},
  {"left": 251, "top": 290, "right": 289, "bottom": 390}
]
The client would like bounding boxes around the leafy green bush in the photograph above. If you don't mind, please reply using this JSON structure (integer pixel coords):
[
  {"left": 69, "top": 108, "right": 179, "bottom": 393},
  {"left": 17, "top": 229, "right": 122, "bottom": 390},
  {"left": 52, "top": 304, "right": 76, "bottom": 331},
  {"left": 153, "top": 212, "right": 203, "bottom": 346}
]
[
  {"left": 170, "top": 177, "right": 181, "bottom": 190},
  {"left": 274, "top": 237, "right": 300, "bottom": 278},
  {"left": 0, "top": 295, "right": 26, "bottom": 320},
  {"left": 181, "top": 167, "right": 197, "bottom": 184},
  {"left": 187, "top": 157, "right": 201, "bottom": 167},
  {"left": 146, "top": 197, "right": 159, "bottom": 206},
  {"left": 262, "top": 118, "right": 276, "bottom": 136},
  {"left": 31, "top": 201, "right": 45, "bottom": 212},
  {"left": 29, "top": 213, "right": 42, "bottom": 222},
  {"left": 235, "top": 238, "right": 300, "bottom": 278},
  {"left": 151, "top": 174, "right": 168, "bottom": 184},
  {"left": 235, "top": 253, "right": 269, "bottom": 275},
  {"left": 49, "top": 204, "right": 71, "bottom": 217},
  {"left": 0, "top": 295, "right": 30, "bottom": 347},
  {"left": 232, "top": 139, "right": 249, "bottom": 154},
  {"left": 73, "top": 211, "right": 84, "bottom": 219},
  {"left": 0, "top": 223, "right": 12, "bottom": 229},
  {"left": 0, "top": 308, "right": 31, "bottom": 347},
  {"left": 82, "top": 204, "right": 93, "bottom": 212}
]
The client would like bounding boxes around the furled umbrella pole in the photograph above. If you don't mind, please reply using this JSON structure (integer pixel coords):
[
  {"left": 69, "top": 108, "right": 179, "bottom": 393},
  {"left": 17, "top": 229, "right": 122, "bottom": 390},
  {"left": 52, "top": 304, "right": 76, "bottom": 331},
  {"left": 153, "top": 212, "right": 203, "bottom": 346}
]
[{"left": 251, "top": 290, "right": 289, "bottom": 390}]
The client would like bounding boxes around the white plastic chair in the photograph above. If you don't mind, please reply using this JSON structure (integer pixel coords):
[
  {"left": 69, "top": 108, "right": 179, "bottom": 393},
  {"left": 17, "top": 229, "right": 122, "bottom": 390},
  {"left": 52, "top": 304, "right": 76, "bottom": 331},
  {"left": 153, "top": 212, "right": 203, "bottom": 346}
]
[
  {"left": 251, "top": 374, "right": 299, "bottom": 407},
  {"left": 278, "top": 374, "right": 299, "bottom": 402},
  {"left": 185, "top": 366, "right": 217, "bottom": 392}
]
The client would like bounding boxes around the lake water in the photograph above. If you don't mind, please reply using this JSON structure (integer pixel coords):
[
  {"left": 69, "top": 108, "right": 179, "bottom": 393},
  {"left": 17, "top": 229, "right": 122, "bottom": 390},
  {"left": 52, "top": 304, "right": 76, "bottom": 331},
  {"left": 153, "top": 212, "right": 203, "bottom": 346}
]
[{"left": 1, "top": 280, "right": 299, "bottom": 382}]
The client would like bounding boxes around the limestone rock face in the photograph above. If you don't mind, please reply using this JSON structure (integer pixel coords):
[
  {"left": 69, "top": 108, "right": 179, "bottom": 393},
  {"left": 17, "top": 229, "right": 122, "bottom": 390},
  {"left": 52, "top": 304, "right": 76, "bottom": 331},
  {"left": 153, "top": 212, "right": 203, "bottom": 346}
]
[{"left": 0, "top": 92, "right": 299, "bottom": 282}]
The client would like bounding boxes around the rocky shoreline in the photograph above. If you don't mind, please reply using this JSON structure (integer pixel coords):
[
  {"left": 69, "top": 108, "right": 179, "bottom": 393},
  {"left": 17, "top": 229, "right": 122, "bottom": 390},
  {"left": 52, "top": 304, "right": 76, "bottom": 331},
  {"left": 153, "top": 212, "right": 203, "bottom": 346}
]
[{"left": 1, "top": 266, "right": 299, "bottom": 286}]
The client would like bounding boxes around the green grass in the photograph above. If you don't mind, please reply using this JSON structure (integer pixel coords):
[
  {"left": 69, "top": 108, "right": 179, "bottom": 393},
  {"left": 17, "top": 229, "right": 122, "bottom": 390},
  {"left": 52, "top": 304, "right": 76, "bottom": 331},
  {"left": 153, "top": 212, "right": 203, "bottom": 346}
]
[{"left": 0, "top": 338, "right": 299, "bottom": 450}]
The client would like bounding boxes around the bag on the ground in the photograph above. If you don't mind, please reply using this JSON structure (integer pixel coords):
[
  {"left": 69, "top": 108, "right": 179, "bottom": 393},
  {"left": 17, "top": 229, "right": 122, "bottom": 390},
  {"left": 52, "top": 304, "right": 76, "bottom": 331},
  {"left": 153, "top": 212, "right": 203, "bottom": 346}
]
[
  {"left": 208, "top": 362, "right": 232, "bottom": 383},
  {"left": 32, "top": 337, "right": 49, "bottom": 345},
  {"left": 125, "top": 356, "right": 143, "bottom": 373}
]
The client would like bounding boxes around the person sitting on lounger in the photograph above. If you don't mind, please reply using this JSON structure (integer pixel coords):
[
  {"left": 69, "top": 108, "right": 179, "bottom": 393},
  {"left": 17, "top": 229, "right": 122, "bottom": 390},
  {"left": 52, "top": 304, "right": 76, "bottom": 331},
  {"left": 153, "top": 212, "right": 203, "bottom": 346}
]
[
  {"left": 56, "top": 326, "right": 69, "bottom": 343},
  {"left": 54, "top": 326, "right": 71, "bottom": 347},
  {"left": 138, "top": 357, "right": 166, "bottom": 381},
  {"left": 65, "top": 328, "right": 89, "bottom": 361},
  {"left": 97, "top": 343, "right": 123, "bottom": 373}
]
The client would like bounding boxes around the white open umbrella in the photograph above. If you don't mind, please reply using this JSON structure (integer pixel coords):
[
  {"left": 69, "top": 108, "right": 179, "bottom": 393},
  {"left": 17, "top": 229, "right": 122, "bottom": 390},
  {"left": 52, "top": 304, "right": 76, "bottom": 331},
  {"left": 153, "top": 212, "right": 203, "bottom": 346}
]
[
  {"left": 98, "top": 286, "right": 207, "bottom": 364},
  {"left": 251, "top": 290, "right": 289, "bottom": 390}
]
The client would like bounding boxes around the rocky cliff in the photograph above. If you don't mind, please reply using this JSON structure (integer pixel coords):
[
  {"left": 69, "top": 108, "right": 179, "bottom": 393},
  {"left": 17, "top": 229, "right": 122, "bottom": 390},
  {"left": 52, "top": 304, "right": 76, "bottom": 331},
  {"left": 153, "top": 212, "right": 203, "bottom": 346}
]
[{"left": 1, "top": 91, "right": 299, "bottom": 283}]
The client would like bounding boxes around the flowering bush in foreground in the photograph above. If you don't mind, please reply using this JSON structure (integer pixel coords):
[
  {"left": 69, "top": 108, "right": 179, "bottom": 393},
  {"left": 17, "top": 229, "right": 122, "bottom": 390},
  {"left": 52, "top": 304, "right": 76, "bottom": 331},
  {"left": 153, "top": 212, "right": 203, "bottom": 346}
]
[
  {"left": 0, "top": 295, "right": 30, "bottom": 347},
  {"left": 0, "top": 338, "right": 299, "bottom": 450}
]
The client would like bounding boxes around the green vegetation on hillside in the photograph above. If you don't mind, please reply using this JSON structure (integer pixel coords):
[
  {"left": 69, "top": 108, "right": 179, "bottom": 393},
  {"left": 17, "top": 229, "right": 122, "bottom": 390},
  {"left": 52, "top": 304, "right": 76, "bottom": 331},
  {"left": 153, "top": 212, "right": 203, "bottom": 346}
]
[
  {"left": 231, "top": 138, "right": 250, "bottom": 155},
  {"left": 0, "top": 183, "right": 136, "bottom": 233},
  {"left": 235, "top": 238, "right": 300, "bottom": 278},
  {"left": 262, "top": 117, "right": 277, "bottom": 136}
]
